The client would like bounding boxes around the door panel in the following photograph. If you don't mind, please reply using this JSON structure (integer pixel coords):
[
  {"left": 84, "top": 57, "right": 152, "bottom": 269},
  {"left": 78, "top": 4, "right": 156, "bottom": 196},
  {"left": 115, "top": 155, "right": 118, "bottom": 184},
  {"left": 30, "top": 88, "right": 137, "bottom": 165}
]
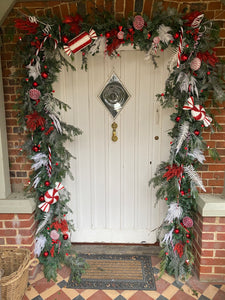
[{"left": 56, "top": 48, "right": 172, "bottom": 243}]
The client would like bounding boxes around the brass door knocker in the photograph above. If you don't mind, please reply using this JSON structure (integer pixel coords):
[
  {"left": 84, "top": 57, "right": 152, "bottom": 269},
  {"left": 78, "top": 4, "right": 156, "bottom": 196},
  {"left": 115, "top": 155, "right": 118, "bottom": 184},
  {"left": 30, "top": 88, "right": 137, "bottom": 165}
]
[{"left": 111, "top": 122, "right": 118, "bottom": 142}]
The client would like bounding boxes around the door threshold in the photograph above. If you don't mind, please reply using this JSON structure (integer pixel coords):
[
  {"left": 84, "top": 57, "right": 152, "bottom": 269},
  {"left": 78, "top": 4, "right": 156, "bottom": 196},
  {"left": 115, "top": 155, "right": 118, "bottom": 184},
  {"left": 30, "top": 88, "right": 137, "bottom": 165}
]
[{"left": 72, "top": 243, "right": 161, "bottom": 256}]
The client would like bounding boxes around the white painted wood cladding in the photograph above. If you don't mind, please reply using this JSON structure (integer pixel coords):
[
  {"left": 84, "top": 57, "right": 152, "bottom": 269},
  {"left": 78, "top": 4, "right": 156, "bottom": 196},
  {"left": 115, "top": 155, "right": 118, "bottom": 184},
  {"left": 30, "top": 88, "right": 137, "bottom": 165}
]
[{"left": 56, "top": 48, "right": 172, "bottom": 243}]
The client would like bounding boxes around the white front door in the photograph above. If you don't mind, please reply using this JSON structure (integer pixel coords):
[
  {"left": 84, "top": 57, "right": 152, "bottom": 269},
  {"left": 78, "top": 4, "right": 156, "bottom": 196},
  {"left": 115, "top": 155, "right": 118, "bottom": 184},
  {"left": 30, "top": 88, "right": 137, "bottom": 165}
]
[{"left": 57, "top": 48, "right": 172, "bottom": 243}]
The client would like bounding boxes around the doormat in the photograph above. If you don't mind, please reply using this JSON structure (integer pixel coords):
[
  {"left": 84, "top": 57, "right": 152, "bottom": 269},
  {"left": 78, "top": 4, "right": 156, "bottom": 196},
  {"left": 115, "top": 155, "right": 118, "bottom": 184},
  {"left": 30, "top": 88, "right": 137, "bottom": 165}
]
[{"left": 67, "top": 254, "right": 156, "bottom": 290}]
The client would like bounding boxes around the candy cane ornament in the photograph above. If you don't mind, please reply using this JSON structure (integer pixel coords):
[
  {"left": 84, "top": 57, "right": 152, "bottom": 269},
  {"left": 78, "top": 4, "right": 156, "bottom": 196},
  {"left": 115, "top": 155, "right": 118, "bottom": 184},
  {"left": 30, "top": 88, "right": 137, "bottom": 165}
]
[
  {"left": 177, "top": 27, "right": 183, "bottom": 68},
  {"left": 47, "top": 146, "right": 52, "bottom": 177}
]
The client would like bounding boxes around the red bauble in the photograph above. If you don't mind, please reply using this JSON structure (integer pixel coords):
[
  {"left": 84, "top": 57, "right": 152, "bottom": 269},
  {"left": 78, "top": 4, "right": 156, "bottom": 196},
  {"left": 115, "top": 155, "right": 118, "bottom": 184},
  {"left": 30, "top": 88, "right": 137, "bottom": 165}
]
[
  {"left": 43, "top": 251, "right": 49, "bottom": 257},
  {"left": 174, "top": 32, "right": 179, "bottom": 39},
  {"left": 180, "top": 190, "right": 185, "bottom": 196},
  {"left": 63, "top": 233, "right": 69, "bottom": 240},
  {"left": 39, "top": 195, "right": 45, "bottom": 202},
  {"left": 105, "top": 32, "right": 111, "bottom": 38},
  {"left": 40, "top": 126, "right": 45, "bottom": 131},
  {"left": 62, "top": 35, "right": 69, "bottom": 44},
  {"left": 45, "top": 180, "right": 50, "bottom": 187},
  {"left": 194, "top": 129, "right": 200, "bottom": 136},
  {"left": 181, "top": 54, "right": 188, "bottom": 61},
  {"left": 186, "top": 233, "right": 191, "bottom": 238},
  {"left": 32, "top": 145, "right": 40, "bottom": 152},
  {"left": 33, "top": 81, "right": 38, "bottom": 87},
  {"left": 175, "top": 116, "right": 181, "bottom": 122},
  {"left": 207, "top": 71, "right": 211, "bottom": 75},
  {"left": 174, "top": 228, "right": 180, "bottom": 234},
  {"left": 41, "top": 72, "right": 48, "bottom": 79},
  {"left": 165, "top": 252, "right": 169, "bottom": 255}
]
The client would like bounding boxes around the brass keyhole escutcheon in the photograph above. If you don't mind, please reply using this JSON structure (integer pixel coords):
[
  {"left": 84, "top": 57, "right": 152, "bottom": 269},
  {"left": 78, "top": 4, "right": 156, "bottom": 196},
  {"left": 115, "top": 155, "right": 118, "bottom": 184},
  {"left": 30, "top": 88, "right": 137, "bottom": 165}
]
[{"left": 112, "top": 122, "right": 118, "bottom": 142}]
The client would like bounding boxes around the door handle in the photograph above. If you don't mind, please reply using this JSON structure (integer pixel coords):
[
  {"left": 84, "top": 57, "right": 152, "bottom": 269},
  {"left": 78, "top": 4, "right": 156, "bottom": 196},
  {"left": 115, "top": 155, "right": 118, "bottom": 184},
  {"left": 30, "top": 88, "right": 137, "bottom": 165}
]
[{"left": 112, "top": 122, "right": 118, "bottom": 142}]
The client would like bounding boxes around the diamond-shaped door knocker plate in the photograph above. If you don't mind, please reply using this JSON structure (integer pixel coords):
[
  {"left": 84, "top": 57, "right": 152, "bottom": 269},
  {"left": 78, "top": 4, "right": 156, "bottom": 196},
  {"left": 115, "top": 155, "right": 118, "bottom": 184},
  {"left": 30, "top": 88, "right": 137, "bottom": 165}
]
[{"left": 99, "top": 73, "right": 130, "bottom": 119}]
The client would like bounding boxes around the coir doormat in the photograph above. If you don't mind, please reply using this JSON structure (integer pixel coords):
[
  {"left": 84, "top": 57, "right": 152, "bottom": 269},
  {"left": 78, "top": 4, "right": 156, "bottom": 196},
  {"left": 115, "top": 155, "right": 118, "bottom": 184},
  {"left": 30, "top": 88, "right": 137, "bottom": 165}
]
[{"left": 67, "top": 254, "right": 156, "bottom": 290}]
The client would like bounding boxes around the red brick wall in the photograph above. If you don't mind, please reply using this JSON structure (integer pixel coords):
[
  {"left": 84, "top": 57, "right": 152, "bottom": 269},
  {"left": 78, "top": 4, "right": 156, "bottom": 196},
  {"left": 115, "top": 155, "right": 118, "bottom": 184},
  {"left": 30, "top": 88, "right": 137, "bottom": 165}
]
[
  {"left": 194, "top": 212, "right": 225, "bottom": 281},
  {"left": 1, "top": 0, "right": 225, "bottom": 193},
  {"left": 0, "top": 213, "right": 36, "bottom": 255}
]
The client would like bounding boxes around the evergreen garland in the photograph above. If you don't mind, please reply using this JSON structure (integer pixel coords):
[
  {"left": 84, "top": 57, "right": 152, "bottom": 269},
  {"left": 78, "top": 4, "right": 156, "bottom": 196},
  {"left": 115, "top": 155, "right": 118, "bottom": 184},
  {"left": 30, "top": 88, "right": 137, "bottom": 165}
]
[{"left": 12, "top": 4, "right": 225, "bottom": 281}]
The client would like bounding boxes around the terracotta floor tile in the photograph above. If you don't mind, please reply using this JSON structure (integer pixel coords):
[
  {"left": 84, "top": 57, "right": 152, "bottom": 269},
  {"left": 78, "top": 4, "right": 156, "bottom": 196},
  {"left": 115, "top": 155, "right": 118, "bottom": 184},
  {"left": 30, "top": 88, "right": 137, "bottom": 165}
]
[
  {"left": 40, "top": 285, "right": 61, "bottom": 299},
  {"left": 143, "top": 290, "right": 160, "bottom": 299},
  {"left": 57, "top": 265, "right": 71, "bottom": 279},
  {"left": 162, "top": 285, "right": 179, "bottom": 298},
  {"left": 45, "top": 289, "right": 71, "bottom": 300},
  {"left": 155, "top": 277, "right": 170, "bottom": 294},
  {"left": 87, "top": 290, "right": 112, "bottom": 300},
  {"left": 151, "top": 256, "right": 161, "bottom": 267},
  {"left": 171, "top": 290, "right": 196, "bottom": 300},
  {"left": 33, "top": 277, "right": 55, "bottom": 294},
  {"left": 187, "top": 274, "right": 210, "bottom": 294},
  {"left": 121, "top": 290, "right": 137, "bottom": 298},
  {"left": 81, "top": 289, "right": 98, "bottom": 298},
  {"left": 213, "top": 289, "right": 225, "bottom": 300},
  {"left": 62, "top": 287, "right": 80, "bottom": 298},
  {"left": 203, "top": 285, "right": 220, "bottom": 299},
  {"left": 129, "top": 290, "right": 154, "bottom": 300},
  {"left": 103, "top": 289, "right": 120, "bottom": 298}
]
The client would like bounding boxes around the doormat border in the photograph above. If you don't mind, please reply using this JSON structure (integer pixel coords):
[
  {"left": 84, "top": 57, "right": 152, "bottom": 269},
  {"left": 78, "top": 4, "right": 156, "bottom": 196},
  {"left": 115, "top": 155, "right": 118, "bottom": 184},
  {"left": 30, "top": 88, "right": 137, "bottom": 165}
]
[{"left": 67, "top": 254, "right": 156, "bottom": 291}]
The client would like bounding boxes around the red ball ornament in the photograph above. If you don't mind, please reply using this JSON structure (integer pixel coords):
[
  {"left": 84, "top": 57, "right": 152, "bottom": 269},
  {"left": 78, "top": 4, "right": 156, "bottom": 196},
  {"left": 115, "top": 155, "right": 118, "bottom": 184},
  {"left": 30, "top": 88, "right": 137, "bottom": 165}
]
[
  {"left": 43, "top": 251, "right": 49, "bottom": 257},
  {"left": 105, "top": 32, "right": 111, "bottom": 38},
  {"left": 194, "top": 129, "right": 200, "bottom": 136},
  {"left": 62, "top": 35, "right": 69, "bottom": 44},
  {"left": 186, "top": 233, "right": 191, "bottom": 239},
  {"left": 33, "top": 81, "right": 38, "bottom": 87},
  {"left": 207, "top": 71, "right": 211, "bottom": 75},
  {"left": 147, "top": 33, "right": 151, "bottom": 39},
  {"left": 44, "top": 65, "right": 48, "bottom": 69},
  {"left": 186, "top": 240, "right": 190, "bottom": 244},
  {"left": 175, "top": 116, "right": 181, "bottom": 122},
  {"left": 41, "top": 72, "right": 48, "bottom": 79},
  {"left": 165, "top": 252, "right": 169, "bottom": 255},
  {"left": 45, "top": 180, "right": 50, "bottom": 187},
  {"left": 63, "top": 233, "right": 69, "bottom": 240},
  {"left": 40, "top": 126, "right": 45, "bottom": 132},
  {"left": 165, "top": 197, "right": 168, "bottom": 201},
  {"left": 174, "top": 228, "right": 180, "bottom": 234},
  {"left": 181, "top": 54, "right": 188, "bottom": 62},
  {"left": 55, "top": 162, "right": 59, "bottom": 166},
  {"left": 25, "top": 78, "right": 29, "bottom": 82},
  {"left": 118, "top": 26, "right": 123, "bottom": 31},
  {"left": 32, "top": 145, "right": 40, "bottom": 152},
  {"left": 39, "top": 195, "right": 45, "bottom": 202},
  {"left": 174, "top": 32, "right": 179, "bottom": 39},
  {"left": 180, "top": 190, "right": 185, "bottom": 196}
]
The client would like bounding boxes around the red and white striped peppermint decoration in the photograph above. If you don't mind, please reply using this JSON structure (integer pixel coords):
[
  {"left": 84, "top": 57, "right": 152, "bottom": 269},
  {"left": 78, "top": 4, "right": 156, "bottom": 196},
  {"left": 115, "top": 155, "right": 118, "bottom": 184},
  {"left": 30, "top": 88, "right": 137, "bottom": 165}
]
[
  {"left": 177, "top": 27, "right": 183, "bottom": 68},
  {"left": 39, "top": 182, "right": 64, "bottom": 213},
  {"left": 48, "top": 146, "right": 52, "bottom": 177}
]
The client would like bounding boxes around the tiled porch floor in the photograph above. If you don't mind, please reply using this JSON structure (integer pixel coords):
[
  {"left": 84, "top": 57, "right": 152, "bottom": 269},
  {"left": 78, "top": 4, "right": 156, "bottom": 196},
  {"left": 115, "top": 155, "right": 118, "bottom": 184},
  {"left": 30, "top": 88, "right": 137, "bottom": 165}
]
[{"left": 23, "top": 256, "right": 225, "bottom": 300}]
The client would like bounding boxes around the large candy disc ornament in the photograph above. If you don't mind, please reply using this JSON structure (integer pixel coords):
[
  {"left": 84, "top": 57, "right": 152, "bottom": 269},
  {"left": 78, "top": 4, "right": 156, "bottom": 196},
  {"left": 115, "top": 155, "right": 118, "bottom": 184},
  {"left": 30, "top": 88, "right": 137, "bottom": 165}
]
[
  {"left": 191, "top": 104, "right": 205, "bottom": 121},
  {"left": 39, "top": 182, "right": 64, "bottom": 213}
]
